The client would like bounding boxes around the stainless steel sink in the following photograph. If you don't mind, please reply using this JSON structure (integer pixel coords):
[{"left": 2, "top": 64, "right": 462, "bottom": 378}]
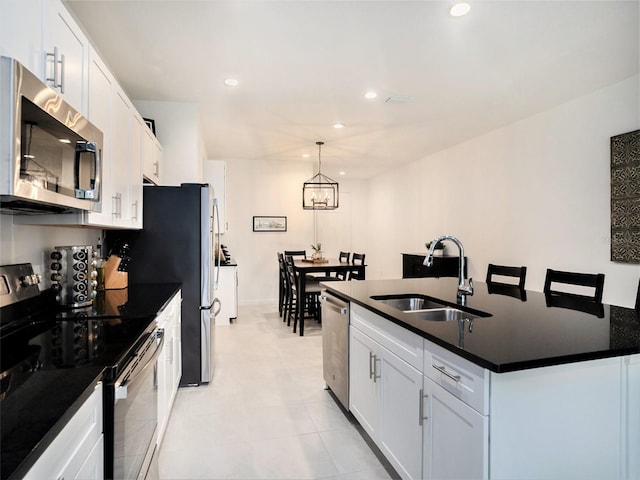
[
  {"left": 370, "top": 294, "right": 490, "bottom": 322},
  {"left": 371, "top": 295, "right": 447, "bottom": 312}
]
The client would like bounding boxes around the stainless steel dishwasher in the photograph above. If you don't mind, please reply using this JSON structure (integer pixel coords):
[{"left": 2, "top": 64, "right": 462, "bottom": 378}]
[{"left": 320, "top": 289, "right": 350, "bottom": 409}]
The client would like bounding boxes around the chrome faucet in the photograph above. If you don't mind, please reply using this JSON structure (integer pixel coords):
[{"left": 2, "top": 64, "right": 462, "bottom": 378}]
[{"left": 424, "top": 235, "right": 474, "bottom": 299}]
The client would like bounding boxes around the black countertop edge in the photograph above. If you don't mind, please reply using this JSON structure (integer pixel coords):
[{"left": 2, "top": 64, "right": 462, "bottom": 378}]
[
  {"left": 323, "top": 278, "right": 640, "bottom": 374},
  {"left": 6, "top": 370, "right": 104, "bottom": 480},
  {"left": 1, "top": 284, "right": 181, "bottom": 480}
]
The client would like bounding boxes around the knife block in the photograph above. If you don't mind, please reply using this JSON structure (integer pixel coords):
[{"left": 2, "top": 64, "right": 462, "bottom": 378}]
[{"left": 103, "top": 255, "right": 128, "bottom": 290}]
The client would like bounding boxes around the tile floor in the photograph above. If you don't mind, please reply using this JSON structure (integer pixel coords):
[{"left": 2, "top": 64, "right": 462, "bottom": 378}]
[{"left": 158, "top": 303, "right": 394, "bottom": 480}]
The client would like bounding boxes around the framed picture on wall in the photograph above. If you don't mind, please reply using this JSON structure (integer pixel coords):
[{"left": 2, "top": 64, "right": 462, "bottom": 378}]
[{"left": 253, "top": 216, "right": 287, "bottom": 232}]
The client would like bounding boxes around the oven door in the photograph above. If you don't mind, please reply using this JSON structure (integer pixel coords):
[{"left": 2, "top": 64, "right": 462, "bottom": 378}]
[{"left": 113, "top": 328, "right": 164, "bottom": 480}]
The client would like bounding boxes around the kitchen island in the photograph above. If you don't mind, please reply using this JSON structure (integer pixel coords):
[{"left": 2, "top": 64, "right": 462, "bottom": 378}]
[{"left": 322, "top": 277, "right": 640, "bottom": 480}]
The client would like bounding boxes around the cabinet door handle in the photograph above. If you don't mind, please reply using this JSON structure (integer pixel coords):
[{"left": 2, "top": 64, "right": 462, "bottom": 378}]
[
  {"left": 46, "top": 46, "right": 62, "bottom": 90},
  {"left": 154, "top": 160, "right": 159, "bottom": 177},
  {"left": 59, "top": 53, "right": 65, "bottom": 94},
  {"left": 433, "top": 364, "right": 461, "bottom": 383},
  {"left": 369, "top": 351, "right": 375, "bottom": 380},
  {"left": 419, "top": 389, "right": 429, "bottom": 426},
  {"left": 373, "top": 355, "right": 381, "bottom": 383},
  {"left": 132, "top": 200, "right": 138, "bottom": 221}
]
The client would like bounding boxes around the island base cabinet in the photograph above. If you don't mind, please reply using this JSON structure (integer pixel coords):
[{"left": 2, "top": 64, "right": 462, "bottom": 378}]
[
  {"left": 489, "top": 357, "right": 624, "bottom": 480},
  {"left": 349, "top": 307, "right": 424, "bottom": 480},
  {"left": 625, "top": 354, "right": 640, "bottom": 479},
  {"left": 380, "top": 352, "right": 423, "bottom": 480},
  {"left": 422, "top": 377, "right": 488, "bottom": 480},
  {"left": 349, "top": 326, "right": 381, "bottom": 439}
]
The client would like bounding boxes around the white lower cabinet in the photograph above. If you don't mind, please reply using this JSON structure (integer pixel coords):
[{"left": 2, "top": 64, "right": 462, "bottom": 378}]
[
  {"left": 157, "top": 290, "right": 182, "bottom": 446},
  {"left": 627, "top": 354, "right": 640, "bottom": 479},
  {"left": 349, "top": 326, "right": 382, "bottom": 439},
  {"left": 422, "top": 377, "right": 488, "bottom": 480},
  {"left": 24, "top": 382, "right": 103, "bottom": 480},
  {"left": 349, "top": 304, "right": 424, "bottom": 480},
  {"left": 380, "top": 349, "right": 423, "bottom": 480}
]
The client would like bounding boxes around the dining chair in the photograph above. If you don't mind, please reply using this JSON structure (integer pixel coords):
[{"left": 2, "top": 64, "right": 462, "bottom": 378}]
[
  {"left": 486, "top": 264, "right": 527, "bottom": 289},
  {"left": 349, "top": 253, "right": 366, "bottom": 281},
  {"left": 277, "top": 253, "right": 287, "bottom": 319},
  {"left": 543, "top": 268, "right": 605, "bottom": 303},
  {"left": 284, "top": 250, "right": 306, "bottom": 258},
  {"left": 284, "top": 255, "right": 321, "bottom": 334}
]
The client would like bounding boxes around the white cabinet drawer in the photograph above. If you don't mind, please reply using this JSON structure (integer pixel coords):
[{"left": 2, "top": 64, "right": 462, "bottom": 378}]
[
  {"left": 25, "top": 382, "right": 103, "bottom": 480},
  {"left": 423, "top": 340, "right": 489, "bottom": 415},
  {"left": 351, "top": 304, "right": 423, "bottom": 371}
]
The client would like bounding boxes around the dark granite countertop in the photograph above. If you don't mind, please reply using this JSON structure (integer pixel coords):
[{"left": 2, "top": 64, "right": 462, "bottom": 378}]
[
  {"left": 1, "top": 283, "right": 181, "bottom": 480},
  {"left": 322, "top": 277, "right": 640, "bottom": 373}
]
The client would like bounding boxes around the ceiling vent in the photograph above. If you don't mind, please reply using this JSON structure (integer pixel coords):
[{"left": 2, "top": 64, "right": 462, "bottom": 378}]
[{"left": 385, "top": 95, "right": 414, "bottom": 104}]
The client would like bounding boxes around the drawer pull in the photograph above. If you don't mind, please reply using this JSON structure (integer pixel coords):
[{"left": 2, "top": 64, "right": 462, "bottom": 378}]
[{"left": 433, "top": 364, "right": 461, "bottom": 383}]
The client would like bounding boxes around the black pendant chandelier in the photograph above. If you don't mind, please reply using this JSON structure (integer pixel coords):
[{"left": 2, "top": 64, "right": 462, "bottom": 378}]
[{"left": 302, "top": 141, "right": 339, "bottom": 210}]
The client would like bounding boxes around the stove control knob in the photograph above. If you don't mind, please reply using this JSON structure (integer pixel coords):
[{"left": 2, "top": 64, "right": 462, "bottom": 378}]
[
  {"left": 51, "top": 273, "right": 62, "bottom": 282},
  {"left": 51, "top": 262, "right": 62, "bottom": 271},
  {"left": 51, "top": 283, "right": 62, "bottom": 293},
  {"left": 50, "top": 251, "right": 62, "bottom": 260}
]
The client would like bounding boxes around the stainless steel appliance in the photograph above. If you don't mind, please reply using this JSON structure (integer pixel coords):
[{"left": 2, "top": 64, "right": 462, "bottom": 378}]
[
  {"left": 50, "top": 245, "right": 94, "bottom": 308},
  {"left": 113, "top": 326, "right": 164, "bottom": 480},
  {"left": 320, "top": 289, "right": 350, "bottom": 409},
  {"left": 106, "top": 183, "right": 221, "bottom": 386},
  {"left": 0, "top": 263, "right": 167, "bottom": 480},
  {"left": 0, "top": 57, "right": 103, "bottom": 214}
]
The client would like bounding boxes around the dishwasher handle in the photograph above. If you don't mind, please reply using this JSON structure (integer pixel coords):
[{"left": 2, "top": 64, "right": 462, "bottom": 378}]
[{"left": 320, "top": 293, "right": 348, "bottom": 316}]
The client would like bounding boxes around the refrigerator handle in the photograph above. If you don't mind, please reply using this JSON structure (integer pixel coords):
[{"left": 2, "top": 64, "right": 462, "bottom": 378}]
[
  {"left": 213, "top": 200, "right": 221, "bottom": 290},
  {"left": 213, "top": 297, "right": 222, "bottom": 317}
]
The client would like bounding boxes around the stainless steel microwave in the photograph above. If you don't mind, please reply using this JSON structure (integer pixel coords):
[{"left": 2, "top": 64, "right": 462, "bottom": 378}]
[{"left": 0, "top": 57, "right": 103, "bottom": 214}]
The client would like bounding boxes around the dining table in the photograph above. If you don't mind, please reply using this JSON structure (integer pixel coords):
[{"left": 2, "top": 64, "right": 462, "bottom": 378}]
[{"left": 292, "top": 258, "right": 366, "bottom": 336}]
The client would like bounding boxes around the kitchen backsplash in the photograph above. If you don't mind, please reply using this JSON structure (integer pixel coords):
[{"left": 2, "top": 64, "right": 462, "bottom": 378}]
[{"left": 1, "top": 215, "right": 98, "bottom": 286}]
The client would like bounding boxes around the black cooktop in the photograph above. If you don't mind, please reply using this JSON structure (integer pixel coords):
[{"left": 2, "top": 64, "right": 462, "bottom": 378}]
[{"left": 0, "top": 283, "right": 180, "bottom": 480}]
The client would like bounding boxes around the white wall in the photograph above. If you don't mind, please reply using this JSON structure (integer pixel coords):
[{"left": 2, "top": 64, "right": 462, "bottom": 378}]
[
  {"left": 368, "top": 76, "right": 640, "bottom": 308},
  {"left": 133, "top": 100, "right": 203, "bottom": 185},
  {"left": 221, "top": 158, "right": 368, "bottom": 304}
]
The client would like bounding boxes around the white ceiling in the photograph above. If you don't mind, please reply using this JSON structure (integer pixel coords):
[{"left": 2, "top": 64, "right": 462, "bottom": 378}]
[{"left": 64, "top": 0, "right": 639, "bottom": 180}]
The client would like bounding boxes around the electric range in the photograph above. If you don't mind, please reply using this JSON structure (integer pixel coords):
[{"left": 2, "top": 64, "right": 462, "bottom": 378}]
[{"left": 0, "top": 263, "right": 179, "bottom": 480}]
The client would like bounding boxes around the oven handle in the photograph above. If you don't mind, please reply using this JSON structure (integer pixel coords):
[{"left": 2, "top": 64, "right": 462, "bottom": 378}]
[{"left": 115, "top": 329, "right": 164, "bottom": 400}]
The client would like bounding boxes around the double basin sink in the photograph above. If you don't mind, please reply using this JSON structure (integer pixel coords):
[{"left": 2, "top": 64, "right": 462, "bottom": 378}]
[{"left": 370, "top": 294, "right": 491, "bottom": 322}]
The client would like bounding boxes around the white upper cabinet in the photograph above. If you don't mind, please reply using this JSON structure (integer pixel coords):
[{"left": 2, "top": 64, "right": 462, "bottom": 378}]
[
  {"left": 142, "top": 125, "right": 162, "bottom": 185},
  {"left": 8, "top": 1, "right": 156, "bottom": 229},
  {"left": 42, "top": 0, "right": 89, "bottom": 114},
  {"left": 0, "top": 0, "right": 42, "bottom": 75}
]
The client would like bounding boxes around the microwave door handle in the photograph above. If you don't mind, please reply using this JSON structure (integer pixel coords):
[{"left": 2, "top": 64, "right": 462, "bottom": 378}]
[
  {"left": 115, "top": 330, "right": 164, "bottom": 400},
  {"left": 74, "top": 141, "right": 99, "bottom": 199}
]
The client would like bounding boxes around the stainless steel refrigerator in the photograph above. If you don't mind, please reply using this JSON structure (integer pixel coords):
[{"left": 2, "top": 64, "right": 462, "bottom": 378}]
[{"left": 106, "top": 183, "right": 221, "bottom": 386}]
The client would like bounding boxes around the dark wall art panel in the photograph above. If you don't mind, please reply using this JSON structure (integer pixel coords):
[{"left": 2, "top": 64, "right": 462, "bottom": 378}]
[{"left": 611, "top": 129, "right": 640, "bottom": 263}]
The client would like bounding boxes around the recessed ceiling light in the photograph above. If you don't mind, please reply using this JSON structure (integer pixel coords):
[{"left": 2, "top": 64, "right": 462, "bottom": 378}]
[
  {"left": 339, "top": 171, "right": 346, "bottom": 176},
  {"left": 302, "top": 153, "right": 310, "bottom": 158},
  {"left": 333, "top": 123, "right": 344, "bottom": 129},
  {"left": 59, "top": 138, "right": 71, "bottom": 144},
  {"left": 450, "top": 2, "right": 471, "bottom": 17},
  {"left": 224, "top": 78, "right": 239, "bottom": 87},
  {"left": 364, "top": 91, "right": 377, "bottom": 99}
]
